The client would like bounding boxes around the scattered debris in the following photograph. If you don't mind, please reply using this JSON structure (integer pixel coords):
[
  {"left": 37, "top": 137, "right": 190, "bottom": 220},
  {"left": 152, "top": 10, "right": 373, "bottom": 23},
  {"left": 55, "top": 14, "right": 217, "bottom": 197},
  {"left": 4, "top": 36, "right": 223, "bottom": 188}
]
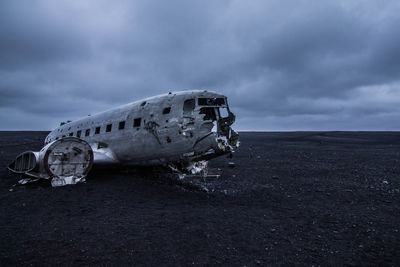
[
  {"left": 51, "top": 176, "right": 86, "bottom": 187},
  {"left": 186, "top": 160, "right": 209, "bottom": 176}
]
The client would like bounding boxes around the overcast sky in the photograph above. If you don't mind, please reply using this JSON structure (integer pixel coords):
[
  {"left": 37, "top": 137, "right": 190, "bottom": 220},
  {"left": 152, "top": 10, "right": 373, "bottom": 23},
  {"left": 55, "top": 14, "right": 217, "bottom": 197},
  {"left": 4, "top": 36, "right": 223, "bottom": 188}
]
[{"left": 1, "top": 0, "right": 400, "bottom": 131}]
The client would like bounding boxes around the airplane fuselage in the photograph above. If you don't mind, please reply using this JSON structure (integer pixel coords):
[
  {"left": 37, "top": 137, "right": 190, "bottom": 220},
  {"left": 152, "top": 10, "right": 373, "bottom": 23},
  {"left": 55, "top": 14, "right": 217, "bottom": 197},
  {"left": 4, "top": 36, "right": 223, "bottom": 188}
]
[{"left": 45, "top": 90, "right": 239, "bottom": 168}]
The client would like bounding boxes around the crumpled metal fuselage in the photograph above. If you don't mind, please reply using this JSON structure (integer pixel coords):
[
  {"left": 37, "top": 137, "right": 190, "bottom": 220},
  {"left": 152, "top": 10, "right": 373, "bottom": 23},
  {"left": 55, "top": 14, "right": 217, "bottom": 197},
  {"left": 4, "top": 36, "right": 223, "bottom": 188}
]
[{"left": 44, "top": 90, "right": 239, "bottom": 169}]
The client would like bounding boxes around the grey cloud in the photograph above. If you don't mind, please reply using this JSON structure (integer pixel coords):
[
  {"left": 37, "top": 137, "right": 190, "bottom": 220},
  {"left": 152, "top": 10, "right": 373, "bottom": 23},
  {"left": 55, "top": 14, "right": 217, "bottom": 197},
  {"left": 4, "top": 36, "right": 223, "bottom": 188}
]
[
  {"left": 0, "top": 0, "right": 400, "bottom": 130},
  {"left": 0, "top": 2, "right": 90, "bottom": 71}
]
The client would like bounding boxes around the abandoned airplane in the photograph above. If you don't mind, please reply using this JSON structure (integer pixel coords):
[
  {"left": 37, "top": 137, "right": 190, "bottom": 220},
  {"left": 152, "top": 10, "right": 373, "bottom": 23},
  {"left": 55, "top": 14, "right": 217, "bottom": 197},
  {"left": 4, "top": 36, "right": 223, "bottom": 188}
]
[{"left": 8, "top": 90, "right": 239, "bottom": 186}]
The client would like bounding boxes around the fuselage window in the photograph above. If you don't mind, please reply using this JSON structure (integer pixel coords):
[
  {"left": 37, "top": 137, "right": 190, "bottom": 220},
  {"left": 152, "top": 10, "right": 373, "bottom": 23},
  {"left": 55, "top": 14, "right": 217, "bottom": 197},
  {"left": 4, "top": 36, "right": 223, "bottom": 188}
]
[
  {"left": 119, "top": 121, "right": 125, "bottom": 130},
  {"left": 95, "top": 126, "right": 101, "bottom": 134},
  {"left": 85, "top": 129, "right": 90, "bottom": 137},
  {"left": 69, "top": 132, "right": 73, "bottom": 136},
  {"left": 106, "top": 124, "right": 112, "bottom": 132},
  {"left": 77, "top": 130, "right": 81, "bottom": 138},
  {"left": 183, "top": 99, "right": 195, "bottom": 114},
  {"left": 133, "top": 118, "right": 141, "bottom": 127},
  {"left": 162, "top": 107, "right": 171, "bottom": 114}
]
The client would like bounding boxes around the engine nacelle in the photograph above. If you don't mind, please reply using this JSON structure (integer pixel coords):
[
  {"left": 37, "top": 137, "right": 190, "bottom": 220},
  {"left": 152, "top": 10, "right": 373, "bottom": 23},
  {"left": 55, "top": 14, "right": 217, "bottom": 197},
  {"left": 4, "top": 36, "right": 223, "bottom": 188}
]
[{"left": 8, "top": 137, "right": 93, "bottom": 186}]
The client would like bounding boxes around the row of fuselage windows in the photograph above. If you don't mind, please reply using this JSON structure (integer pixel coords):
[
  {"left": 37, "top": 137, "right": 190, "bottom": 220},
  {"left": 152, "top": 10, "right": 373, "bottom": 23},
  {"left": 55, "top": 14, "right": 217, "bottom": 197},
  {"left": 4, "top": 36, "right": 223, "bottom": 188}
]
[
  {"left": 53, "top": 117, "right": 143, "bottom": 141},
  {"left": 50, "top": 104, "right": 179, "bottom": 143}
]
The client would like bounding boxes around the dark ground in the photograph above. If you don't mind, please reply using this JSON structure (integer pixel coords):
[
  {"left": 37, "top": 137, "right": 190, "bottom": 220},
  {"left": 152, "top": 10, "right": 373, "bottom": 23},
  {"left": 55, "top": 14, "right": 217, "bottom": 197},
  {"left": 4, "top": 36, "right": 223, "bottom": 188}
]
[{"left": 0, "top": 131, "right": 399, "bottom": 266}]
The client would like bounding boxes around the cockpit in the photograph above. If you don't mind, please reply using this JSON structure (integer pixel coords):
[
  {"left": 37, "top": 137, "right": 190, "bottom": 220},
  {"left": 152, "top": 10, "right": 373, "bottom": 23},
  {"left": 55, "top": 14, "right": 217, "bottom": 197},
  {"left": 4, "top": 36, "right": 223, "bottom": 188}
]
[
  {"left": 181, "top": 95, "right": 238, "bottom": 153},
  {"left": 196, "top": 97, "right": 230, "bottom": 121}
]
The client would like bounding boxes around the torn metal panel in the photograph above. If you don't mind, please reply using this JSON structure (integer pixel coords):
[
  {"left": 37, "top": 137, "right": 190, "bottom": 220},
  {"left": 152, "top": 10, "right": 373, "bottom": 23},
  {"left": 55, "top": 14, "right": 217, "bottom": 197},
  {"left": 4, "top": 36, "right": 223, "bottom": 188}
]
[
  {"left": 51, "top": 176, "right": 86, "bottom": 187},
  {"left": 144, "top": 121, "right": 162, "bottom": 145},
  {"left": 92, "top": 143, "right": 118, "bottom": 164}
]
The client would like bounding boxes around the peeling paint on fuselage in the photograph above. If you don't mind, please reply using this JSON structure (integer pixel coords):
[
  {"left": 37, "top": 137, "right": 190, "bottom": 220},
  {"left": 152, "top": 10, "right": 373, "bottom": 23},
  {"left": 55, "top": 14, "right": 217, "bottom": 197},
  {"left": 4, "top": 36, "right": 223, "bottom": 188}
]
[{"left": 45, "top": 90, "right": 239, "bottom": 168}]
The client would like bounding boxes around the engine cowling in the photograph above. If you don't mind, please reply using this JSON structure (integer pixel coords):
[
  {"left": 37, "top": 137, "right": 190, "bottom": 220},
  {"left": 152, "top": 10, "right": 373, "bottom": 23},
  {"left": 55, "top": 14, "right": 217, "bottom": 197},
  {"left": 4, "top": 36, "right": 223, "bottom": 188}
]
[{"left": 8, "top": 137, "right": 93, "bottom": 186}]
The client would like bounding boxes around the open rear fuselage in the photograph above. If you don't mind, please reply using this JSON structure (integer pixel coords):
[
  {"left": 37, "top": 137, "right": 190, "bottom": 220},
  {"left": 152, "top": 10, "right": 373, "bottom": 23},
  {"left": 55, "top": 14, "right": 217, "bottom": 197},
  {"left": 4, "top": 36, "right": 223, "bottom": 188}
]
[{"left": 45, "top": 90, "right": 239, "bottom": 167}]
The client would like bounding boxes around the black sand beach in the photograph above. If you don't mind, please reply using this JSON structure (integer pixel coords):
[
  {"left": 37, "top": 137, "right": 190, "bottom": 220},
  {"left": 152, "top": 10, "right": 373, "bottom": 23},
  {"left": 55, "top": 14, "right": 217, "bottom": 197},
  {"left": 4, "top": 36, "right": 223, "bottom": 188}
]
[{"left": 1, "top": 131, "right": 399, "bottom": 265}]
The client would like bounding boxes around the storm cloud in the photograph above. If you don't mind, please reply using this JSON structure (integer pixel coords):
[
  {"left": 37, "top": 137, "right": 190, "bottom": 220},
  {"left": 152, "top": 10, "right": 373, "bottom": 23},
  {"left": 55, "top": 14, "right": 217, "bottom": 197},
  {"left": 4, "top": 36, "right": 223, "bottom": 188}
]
[{"left": 1, "top": 0, "right": 400, "bottom": 130}]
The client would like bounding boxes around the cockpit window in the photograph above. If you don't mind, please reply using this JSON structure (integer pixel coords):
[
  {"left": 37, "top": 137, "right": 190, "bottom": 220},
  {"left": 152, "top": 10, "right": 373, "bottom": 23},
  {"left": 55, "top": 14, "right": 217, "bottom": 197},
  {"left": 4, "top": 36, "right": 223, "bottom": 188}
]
[
  {"left": 183, "top": 99, "right": 195, "bottom": 114},
  {"left": 200, "top": 107, "right": 217, "bottom": 121},
  {"left": 219, "top": 107, "right": 229, "bottom": 118},
  {"left": 198, "top": 98, "right": 225, "bottom": 106}
]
